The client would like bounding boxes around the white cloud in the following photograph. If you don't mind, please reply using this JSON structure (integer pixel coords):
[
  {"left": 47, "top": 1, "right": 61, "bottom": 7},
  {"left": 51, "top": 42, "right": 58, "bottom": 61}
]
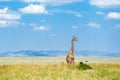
[
  {"left": 0, "top": 7, "right": 20, "bottom": 20},
  {"left": 116, "top": 24, "right": 120, "bottom": 28},
  {"left": 23, "top": 0, "right": 82, "bottom": 6},
  {"left": 51, "top": 9, "right": 82, "bottom": 18},
  {"left": 0, "top": 20, "right": 20, "bottom": 28},
  {"left": 19, "top": 4, "right": 48, "bottom": 14},
  {"left": 96, "top": 11, "right": 105, "bottom": 15},
  {"left": 29, "top": 23, "right": 50, "bottom": 31},
  {"left": 41, "top": 19, "right": 46, "bottom": 23},
  {"left": 50, "top": 34, "right": 56, "bottom": 37},
  {"left": 29, "top": 23, "right": 38, "bottom": 27},
  {"left": 21, "top": 22, "right": 26, "bottom": 26},
  {"left": 106, "top": 12, "right": 120, "bottom": 19},
  {"left": 65, "top": 10, "right": 82, "bottom": 18},
  {"left": 87, "top": 22, "right": 100, "bottom": 28},
  {"left": 0, "top": 7, "right": 20, "bottom": 28},
  {"left": 89, "top": 0, "right": 120, "bottom": 8},
  {"left": 33, "top": 26, "right": 49, "bottom": 31},
  {"left": 72, "top": 25, "right": 79, "bottom": 29}
]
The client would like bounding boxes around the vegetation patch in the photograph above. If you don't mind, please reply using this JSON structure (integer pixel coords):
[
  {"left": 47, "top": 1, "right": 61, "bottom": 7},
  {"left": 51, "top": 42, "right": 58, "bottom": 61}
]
[
  {"left": 77, "top": 62, "right": 92, "bottom": 70},
  {"left": 0, "top": 63, "right": 120, "bottom": 80}
]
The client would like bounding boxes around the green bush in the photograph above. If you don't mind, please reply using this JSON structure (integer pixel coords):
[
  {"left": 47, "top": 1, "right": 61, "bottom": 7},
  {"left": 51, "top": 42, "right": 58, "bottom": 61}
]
[{"left": 77, "top": 62, "right": 92, "bottom": 70}]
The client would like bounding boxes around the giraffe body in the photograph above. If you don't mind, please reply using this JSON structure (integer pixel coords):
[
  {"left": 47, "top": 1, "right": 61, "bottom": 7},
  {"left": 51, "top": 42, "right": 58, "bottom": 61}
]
[{"left": 66, "top": 36, "right": 78, "bottom": 66}]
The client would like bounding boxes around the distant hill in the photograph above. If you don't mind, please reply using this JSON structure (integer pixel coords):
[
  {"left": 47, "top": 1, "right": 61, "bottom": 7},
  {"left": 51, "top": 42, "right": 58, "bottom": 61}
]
[{"left": 0, "top": 50, "right": 120, "bottom": 57}]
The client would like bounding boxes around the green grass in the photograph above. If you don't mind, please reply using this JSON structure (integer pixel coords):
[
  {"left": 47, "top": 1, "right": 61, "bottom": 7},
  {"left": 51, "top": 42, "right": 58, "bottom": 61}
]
[{"left": 0, "top": 63, "right": 120, "bottom": 80}]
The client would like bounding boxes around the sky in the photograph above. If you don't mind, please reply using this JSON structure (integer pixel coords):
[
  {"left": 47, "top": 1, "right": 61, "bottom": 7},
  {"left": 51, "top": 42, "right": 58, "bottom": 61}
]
[{"left": 0, "top": 0, "right": 120, "bottom": 52}]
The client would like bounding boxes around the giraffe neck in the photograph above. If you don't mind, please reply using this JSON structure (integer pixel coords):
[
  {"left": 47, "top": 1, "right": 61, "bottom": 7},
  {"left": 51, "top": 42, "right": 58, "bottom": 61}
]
[{"left": 70, "top": 40, "right": 74, "bottom": 55}]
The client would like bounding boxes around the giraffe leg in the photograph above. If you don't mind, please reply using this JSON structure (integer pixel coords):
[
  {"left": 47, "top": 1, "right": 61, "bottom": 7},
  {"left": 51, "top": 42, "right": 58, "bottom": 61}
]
[
  {"left": 67, "top": 62, "right": 70, "bottom": 67},
  {"left": 73, "top": 59, "right": 75, "bottom": 65},
  {"left": 70, "top": 61, "right": 72, "bottom": 65},
  {"left": 72, "top": 61, "right": 74, "bottom": 65}
]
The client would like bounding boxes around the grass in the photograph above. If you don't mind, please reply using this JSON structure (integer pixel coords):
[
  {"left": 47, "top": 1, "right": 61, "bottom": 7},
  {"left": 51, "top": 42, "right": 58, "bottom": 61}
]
[
  {"left": 0, "top": 63, "right": 120, "bottom": 80},
  {"left": 0, "top": 57, "right": 120, "bottom": 80},
  {"left": 0, "top": 57, "right": 120, "bottom": 65}
]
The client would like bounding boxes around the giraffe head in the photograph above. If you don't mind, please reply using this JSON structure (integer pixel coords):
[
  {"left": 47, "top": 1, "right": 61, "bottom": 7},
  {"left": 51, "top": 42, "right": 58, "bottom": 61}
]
[{"left": 72, "top": 36, "right": 78, "bottom": 41}]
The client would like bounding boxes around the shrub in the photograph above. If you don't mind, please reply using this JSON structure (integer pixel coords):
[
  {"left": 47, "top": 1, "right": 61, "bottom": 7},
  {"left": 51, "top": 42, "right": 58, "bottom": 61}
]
[{"left": 77, "top": 62, "right": 92, "bottom": 70}]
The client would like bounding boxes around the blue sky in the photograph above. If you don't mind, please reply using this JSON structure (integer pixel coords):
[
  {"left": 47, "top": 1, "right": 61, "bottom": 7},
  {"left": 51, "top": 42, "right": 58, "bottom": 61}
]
[{"left": 0, "top": 0, "right": 120, "bottom": 52}]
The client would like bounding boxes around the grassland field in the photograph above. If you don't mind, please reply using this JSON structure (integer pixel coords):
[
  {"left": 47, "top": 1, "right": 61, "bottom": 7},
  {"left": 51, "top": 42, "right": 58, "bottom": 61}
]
[{"left": 0, "top": 57, "right": 120, "bottom": 80}]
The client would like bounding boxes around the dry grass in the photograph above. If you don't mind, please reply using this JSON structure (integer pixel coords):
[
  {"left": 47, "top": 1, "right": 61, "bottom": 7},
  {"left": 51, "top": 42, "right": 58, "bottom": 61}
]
[
  {"left": 0, "top": 57, "right": 120, "bottom": 65},
  {"left": 0, "top": 57, "right": 120, "bottom": 80},
  {"left": 0, "top": 63, "right": 120, "bottom": 80}
]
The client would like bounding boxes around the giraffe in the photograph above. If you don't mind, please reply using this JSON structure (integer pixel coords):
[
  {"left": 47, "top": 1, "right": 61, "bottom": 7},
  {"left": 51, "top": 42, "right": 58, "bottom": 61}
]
[{"left": 66, "top": 36, "right": 78, "bottom": 66}]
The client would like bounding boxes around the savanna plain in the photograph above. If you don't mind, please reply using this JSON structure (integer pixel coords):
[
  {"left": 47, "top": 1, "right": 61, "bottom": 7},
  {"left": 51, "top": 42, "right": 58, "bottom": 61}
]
[{"left": 0, "top": 57, "right": 120, "bottom": 80}]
